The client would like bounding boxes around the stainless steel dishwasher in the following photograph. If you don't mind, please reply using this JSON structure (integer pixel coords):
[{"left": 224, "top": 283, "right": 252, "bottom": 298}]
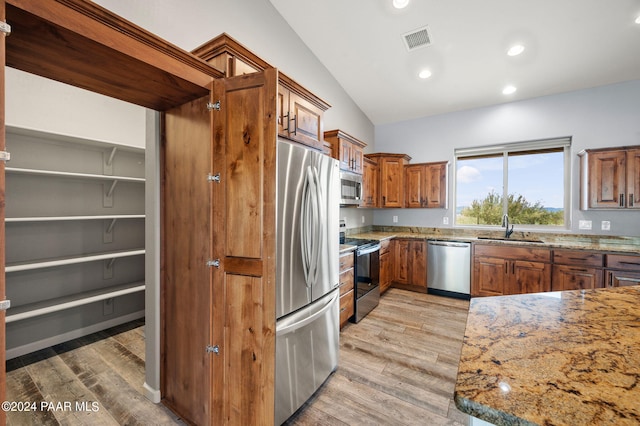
[{"left": 427, "top": 240, "right": 471, "bottom": 299}]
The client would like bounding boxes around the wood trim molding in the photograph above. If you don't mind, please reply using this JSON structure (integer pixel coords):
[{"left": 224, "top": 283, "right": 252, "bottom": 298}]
[{"left": 193, "top": 32, "right": 331, "bottom": 111}]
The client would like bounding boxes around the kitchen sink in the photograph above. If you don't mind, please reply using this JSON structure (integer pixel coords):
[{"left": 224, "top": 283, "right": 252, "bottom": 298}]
[{"left": 476, "top": 236, "right": 544, "bottom": 243}]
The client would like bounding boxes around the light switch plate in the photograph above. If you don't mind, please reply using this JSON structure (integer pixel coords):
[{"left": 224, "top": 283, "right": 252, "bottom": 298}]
[
  {"left": 578, "top": 220, "right": 592, "bottom": 230},
  {"left": 443, "top": 217, "right": 449, "bottom": 225},
  {"left": 601, "top": 221, "right": 611, "bottom": 231},
  {"left": 393, "top": 215, "right": 398, "bottom": 223}
]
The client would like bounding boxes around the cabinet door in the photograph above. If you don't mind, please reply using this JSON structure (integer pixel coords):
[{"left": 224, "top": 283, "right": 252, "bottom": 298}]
[
  {"left": 425, "top": 162, "right": 447, "bottom": 209},
  {"left": 405, "top": 165, "right": 425, "bottom": 208},
  {"left": 552, "top": 265, "right": 602, "bottom": 291},
  {"left": 473, "top": 257, "right": 507, "bottom": 296},
  {"left": 277, "top": 83, "right": 289, "bottom": 140},
  {"left": 287, "top": 91, "right": 324, "bottom": 150},
  {"left": 381, "top": 158, "right": 405, "bottom": 207},
  {"left": 379, "top": 251, "right": 391, "bottom": 293},
  {"left": 362, "top": 159, "right": 379, "bottom": 207},
  {"left": 393, "top": 240, "right": 427, "bottom": 291},
  {"left": 338, "top": 140, "right": 352, "bottom": 171},
  {"left": 588, "top": 150, "right": 626, "bottom": 208},
  {"left": 210, "top": 69, "right": 277, "bottom": 425},
  {"left": 627, "top": 149, "right": 640, "bottom": 208},
  {"left": 351, "top": 143, "right": 364, "bottom": 174},
  {"left": 512, "top": 260, "right": 551, "bottom": 294}
]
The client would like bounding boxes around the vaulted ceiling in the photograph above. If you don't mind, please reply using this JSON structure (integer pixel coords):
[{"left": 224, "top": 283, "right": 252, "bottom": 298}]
[{"left": 269, "top": 0, "right": 640, "bottom": 125}]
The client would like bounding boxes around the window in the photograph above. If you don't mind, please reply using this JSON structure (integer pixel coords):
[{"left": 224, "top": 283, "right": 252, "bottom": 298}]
[{"left": 455, "top": 138, "right": 570, "bottom": 228}]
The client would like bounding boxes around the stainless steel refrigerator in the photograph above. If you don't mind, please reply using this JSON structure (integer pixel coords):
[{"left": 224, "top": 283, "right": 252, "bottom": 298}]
[{"left": 275, "top": 140, "right": 340, "bottom": 425}]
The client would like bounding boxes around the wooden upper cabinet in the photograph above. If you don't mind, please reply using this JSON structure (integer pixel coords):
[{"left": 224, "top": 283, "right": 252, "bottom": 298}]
[
  {"left": 404, "top": 162, "right": 448, "bottom": 208},
  {"left": 366, "top": 153, "right": 411, "bottom": 208},
  {"left": 362, "top": 157, "right": 379, "bottom": 208},
  {"left": 193, "top": 32, "right": 330, "bottom": 151},
  {"left": 324, "top": 129, "right": 366, "bottom": 174},
  {"left": 580, "top": 146, "right": 640, "bottom": 209}
]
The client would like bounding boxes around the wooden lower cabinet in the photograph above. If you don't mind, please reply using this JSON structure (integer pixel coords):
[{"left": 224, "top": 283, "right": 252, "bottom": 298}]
[
  {"left": 393, "top": 239, "right": 427, "bottom": 292},
  {"left": 552, "top": 265, "right": 603, "bottom": 291},
  {"left": 379, "top": 239, "right": 392, "bottom": 293},
  {"left": 339, "top": 251, "right": 355, "bottom": 328},
  {"left": 551, "top": 249, "right": 604, "bottom": 291},
  {"left": 472, "top": 244, "right": 551, "bottom": 297},
  {"left": 605, "top": 253, "right": 640, "bottom": 288}
]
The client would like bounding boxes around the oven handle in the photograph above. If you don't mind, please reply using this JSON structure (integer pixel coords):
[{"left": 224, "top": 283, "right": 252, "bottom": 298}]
[{"left": 357, "top": 244, "right": 381, "bottom": 256}]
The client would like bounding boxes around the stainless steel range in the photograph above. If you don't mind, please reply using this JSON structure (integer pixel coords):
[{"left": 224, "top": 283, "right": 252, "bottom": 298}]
[{"left": 344, "top": 238, "right": 381, "bottom": 322}]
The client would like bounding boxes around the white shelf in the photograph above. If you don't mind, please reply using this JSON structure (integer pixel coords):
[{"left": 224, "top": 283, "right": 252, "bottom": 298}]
[
  {"left": 6, "top": 167, "right": 145, "bottom": 183},
  {"left": 6, "top": 281, "right": 146, "bottom": 323},
  {"left": 6, "top": 125, "right": 145, "bottom": 153},
  {"left": 6, "top": 249, "right": 145, "bottom": 273},
  {"left": 6, "top": 214, "right": 145, "bottom": 223}
]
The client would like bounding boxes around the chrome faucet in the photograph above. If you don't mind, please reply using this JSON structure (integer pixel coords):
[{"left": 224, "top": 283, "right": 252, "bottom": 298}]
[{"left": 502, "top": 214, "right": 514, "bottom": 238}]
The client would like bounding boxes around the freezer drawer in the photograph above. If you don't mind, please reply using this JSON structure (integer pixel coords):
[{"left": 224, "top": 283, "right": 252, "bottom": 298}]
[{"left": 275, "top": 289, "right": 339, "bottom": 425}]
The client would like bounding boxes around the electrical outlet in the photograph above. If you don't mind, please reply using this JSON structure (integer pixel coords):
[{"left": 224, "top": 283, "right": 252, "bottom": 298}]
[
  {"left": 578, "top": 220, "right": 592, "bottom": 230},
  {"left": 103, "top": 298, "right": 114, "bottom": 316},
  {"left": 443, "top": 216, "right": 449, "bottom": 225},
  {"left": 601, "top": 220, "right": 611, "bottom": 231},
  {"left": 392, "top": 215, "right": 398, "bottom": 223},
  {"left": 361, "top": 215, "right": 365, "bottom": 224}
]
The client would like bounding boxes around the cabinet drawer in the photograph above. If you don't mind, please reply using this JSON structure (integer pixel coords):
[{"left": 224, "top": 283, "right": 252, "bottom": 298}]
[
  {"left": 552, "top": 264, "right": 603, "bottom": 291},
  {"left": 553, "top": 250, "right": 603, "bottom": 267},
  {"left": 339, "top": 290, "right": 354, "bottom": 328},
  {"left": 607, "top": 253, "right": 640, "bottom": 271},
  {"left": 474, "top": 244, "right": 551, "bottom": 262},
  {"left": 339, "top": 252, "right": 354, "bottom": 272},
  {"left": 339, "top": 270, "right": 354, "bottom": 296}
]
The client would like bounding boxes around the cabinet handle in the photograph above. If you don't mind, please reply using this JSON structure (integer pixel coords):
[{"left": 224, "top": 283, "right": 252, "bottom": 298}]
[
  {"left": 620, "top": 193, "right": 624, "bottom": 207},
  {"left": 282, "top": 113, "right": 290, "bottom": 131},
  {"left": 291, "top": 114, "right": 297, "bottom": 136},
  {"left": 505, "top": 262, "right": 508, "bottom": 274},
  {"left": 340, "top": 307, "right": 346, "bottom": 313},
  {"left": 512, "top": 262, "right": 515, "bottom": 275},
  {"left": 630, "top": 194, "right": 634, "bottom": 207},
  {"left": 608, "top": 271, "right": 613, "bottom": 287},
  {"left": 382, "top": 196, "right": 386, "bottom": 205}
]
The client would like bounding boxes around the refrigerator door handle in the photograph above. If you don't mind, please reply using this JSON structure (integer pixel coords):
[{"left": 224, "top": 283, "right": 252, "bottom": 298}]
[
  {"left": 300, "top": 165, "right": 324, "bottom": 287},
  {"left": 311, "top": 166, "right": 325, "bottom": 286},
  {"left": 276, "top": 291, "right": 338, "bottom": 336}
]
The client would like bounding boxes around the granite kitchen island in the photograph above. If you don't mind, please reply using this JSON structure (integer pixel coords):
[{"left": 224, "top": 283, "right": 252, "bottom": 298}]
[{"left": 454, "top": 286, "right": 640, "bottom": 426}]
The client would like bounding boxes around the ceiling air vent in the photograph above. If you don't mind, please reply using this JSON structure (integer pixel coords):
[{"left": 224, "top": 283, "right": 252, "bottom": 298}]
[{"left": 402, "top": 26, "right": 431, "bottom": 51}]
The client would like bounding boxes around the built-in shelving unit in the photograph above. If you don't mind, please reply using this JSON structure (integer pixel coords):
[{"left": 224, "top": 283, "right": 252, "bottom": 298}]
[{"left": 5, "top": 125, "right": 146, "bottom": 359}]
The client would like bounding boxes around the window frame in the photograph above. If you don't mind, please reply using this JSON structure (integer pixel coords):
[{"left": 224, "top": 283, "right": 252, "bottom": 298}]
[{"left": 454, "top": 137, "right": 572, "bottom": 230}]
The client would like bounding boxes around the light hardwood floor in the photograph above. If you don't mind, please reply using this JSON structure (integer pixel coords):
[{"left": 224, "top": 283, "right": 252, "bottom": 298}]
[{"left": 6, "top": 289, "right": 470, "bottom": 425}]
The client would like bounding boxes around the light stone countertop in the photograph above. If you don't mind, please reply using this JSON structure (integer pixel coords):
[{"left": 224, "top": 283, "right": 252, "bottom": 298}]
[
  {"left": 454, "top": 286, "right": 640, "bottom": 425},
  {"left": 346, "top": 229, "right": 640, "bottom": 254}
]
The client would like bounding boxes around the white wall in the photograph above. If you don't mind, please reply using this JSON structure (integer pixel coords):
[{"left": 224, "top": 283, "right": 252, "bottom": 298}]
[
  {"left": 6, "top": 68, "right": 146, "bottom": 147},
  {"left": 374, "top": 80, "right": 640, "bottom": 237},
  {"left": 93, "top": 0, "right": 374, "bottom": 145}
]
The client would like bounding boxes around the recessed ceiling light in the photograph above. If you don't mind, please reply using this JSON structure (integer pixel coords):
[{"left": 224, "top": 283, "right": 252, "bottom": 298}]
[
  {"left": 507, "top": 44, "right": 525, "bottom": 56},
  {"left": 418, "top": 69, "right": 432, "bottom": 79},
  {"left": 502, "top": 85, "right": 517, "bottom": 95},
  {"left": 393, "top": 0, "right": 409, "bottom": 9}
]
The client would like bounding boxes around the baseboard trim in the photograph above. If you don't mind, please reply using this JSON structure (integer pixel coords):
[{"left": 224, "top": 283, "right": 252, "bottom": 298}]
[{"left": 6, "top": 310, "right": 145, "bottom": 360}]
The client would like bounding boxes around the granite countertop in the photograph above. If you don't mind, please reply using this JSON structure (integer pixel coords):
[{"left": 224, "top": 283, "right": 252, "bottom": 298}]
[
  {"left": 454, "top": 286, "right": 640, "bottom": 425},
  {"left": 345, "top": 228, "right": 640, "bottom": 254}
]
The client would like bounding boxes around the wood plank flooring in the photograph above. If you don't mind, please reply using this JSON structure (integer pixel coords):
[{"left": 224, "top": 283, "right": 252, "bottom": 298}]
[
  {"left": 286, "top": 289, "right": 470, "bottom": 426},
  {"left": 5, "top": 288, "right": 470, "bottom": 425}
]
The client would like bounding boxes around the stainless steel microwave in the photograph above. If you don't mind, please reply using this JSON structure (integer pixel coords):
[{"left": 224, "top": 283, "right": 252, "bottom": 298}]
[{"left": 340, "top": 171, "right": 362, "bottom": 206}]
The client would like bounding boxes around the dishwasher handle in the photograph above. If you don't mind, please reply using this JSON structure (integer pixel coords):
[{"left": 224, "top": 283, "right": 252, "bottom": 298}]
[{"left": 428, "top": 241, "right": 470, "bottom": 248}]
